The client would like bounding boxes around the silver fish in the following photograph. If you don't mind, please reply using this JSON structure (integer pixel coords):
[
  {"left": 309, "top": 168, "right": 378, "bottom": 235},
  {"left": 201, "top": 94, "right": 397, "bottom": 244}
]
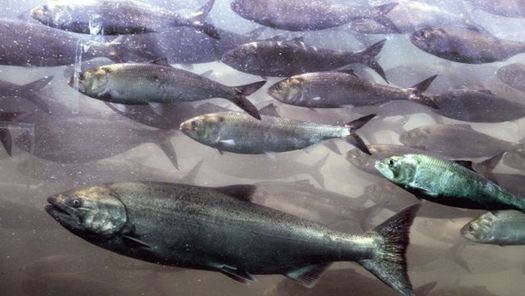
[
  {"left": 231, "top": 0, "right": 398, "bottom": 32},
  {"left": 411, "top": 26, "right": 525, "bottom": 64},
  {"left": 462, "top": 210, "right": 525, "bottom": 245},
  {"left": 399, "top": 124, "right": 519, "bottom": 158},
  {"left": 73, "top": 62, "right": 264, "bottom": 119},
  {"left": 375, "top": 153, "right": 525, "bottom": 212},
  {"left": 221, "top": 39, "right": 388, "bottom": 81},
  {"left": 31, "top": 0, "right": 219, "bottom": 39},
  {"left": 497, "top": 63, "right": 525, "bottom": 92},
  {"left": 180, "top": 112, "right": 375, "bottom": 154},
  {"left": 268, "top": 71, "right": 437, "bottom": 108},
  {"left": 45, "top": 182, "right": 420, "bottom": 296}
]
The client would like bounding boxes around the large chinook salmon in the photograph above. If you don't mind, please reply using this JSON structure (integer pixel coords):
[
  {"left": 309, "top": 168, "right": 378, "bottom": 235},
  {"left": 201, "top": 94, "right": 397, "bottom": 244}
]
[{"left": 45, "top": 182, "right": 420, "bottom": 296}]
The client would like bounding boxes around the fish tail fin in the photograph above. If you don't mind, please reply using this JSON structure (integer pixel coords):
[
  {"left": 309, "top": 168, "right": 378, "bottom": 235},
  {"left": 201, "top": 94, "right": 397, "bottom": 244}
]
[
  {"left": 407, "top": 75, "right": 440, "bottom": 109},
  {"left": 474, "top": 152, "right": 505, "bottom": 174},
  {"left": 447, "top": 242, "right": 471, "bottom": 273},
  {"left": 187, "top": 0, "right": 220, "bottom": 39},
  {"left": 355, "top": 39, "right": 388, "bottom": 82},
  {"left": 357, "top": 203, "right": 384, "bottom": 231},
  {"left": 309, "top": 153, "right": 329, "bottom": 187},
  {"left": 358, "top": 204, "right": 420, "bottom": 296},
  {"left": 20, "top": 76, "right": 53, "bottom": 113},
  {"left": 371, "top": 3, "right": 400, "bottom": 33},
  {"left": 0, "top": 126, "right": 12, "bottom": 156},
  {"left": 232, "top": 81, "right": 266, "bottom": 120},
  {"left": 344, "top": 114, "right": 375, "bottom": 155},
  {"left": 156, "top": 135, "right": 179, "bottom": 170}
]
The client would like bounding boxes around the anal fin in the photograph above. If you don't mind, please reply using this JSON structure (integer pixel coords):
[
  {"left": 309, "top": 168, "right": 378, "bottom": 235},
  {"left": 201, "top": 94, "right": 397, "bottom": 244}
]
[
  {"left": 285, "top": 263, "right": 331, "bottom": 288},
  {"left": 218, "top": 264, "right": 256, "bottom": 283}
]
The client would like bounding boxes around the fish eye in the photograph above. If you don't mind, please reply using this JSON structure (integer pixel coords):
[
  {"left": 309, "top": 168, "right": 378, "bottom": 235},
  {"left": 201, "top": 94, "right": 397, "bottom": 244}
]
[
  {"left": 388, "top": 159, "right": 395, "bottom": 166},
  {"left": 191, "top": 121, "right": 199, "bottom": 128},
  {"left": 42, "top": 4, "right": 48, "bottom": 11},
  {"left": 70, "top": 198, "right": 82, "bottom": 208},
  {"left": 78, "top": 72, "right": 85, "bottom": 80}
]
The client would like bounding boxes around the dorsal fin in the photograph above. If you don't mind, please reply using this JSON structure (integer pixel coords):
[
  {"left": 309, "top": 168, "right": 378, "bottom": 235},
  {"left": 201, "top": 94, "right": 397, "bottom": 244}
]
[
  {"left": 410, "top": 75, "right": 438, "bottom": 93},
  {"left": 453, "top": 160, "right": 474, "bottom": 171},
  {"left": 215, "top": 185, "right": 256, "bottom": 201},
  {"left": 149, "top": 58, "right": 171, "bottom": 67},
  {"left": 259, "top": 103, "right": 280, "bottom": 117}
]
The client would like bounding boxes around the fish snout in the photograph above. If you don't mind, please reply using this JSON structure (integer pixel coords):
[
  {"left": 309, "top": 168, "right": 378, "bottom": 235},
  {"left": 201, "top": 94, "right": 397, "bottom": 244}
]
[
  {"left": 47, "top": 196, "right": 57, "bottom": 205},
  {"left": 179, "top": 120, "right": 193, "bottom": 134}
]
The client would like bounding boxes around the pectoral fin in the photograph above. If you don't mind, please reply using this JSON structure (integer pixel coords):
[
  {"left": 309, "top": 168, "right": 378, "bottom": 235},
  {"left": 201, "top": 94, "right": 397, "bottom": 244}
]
[
  {"left": 285, "top": 263, "right": 331, "bottom": 288},
  {"left": 122, "top": 235, "right": 151, "bottom": 249},
  {"left": 218, "top": 264, "right": 256, "bottom": 283}
]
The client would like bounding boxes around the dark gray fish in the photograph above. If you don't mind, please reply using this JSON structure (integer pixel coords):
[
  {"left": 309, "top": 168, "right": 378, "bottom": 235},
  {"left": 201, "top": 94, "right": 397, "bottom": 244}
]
[
  {"left": 268, "top": 71, "right": 437, "bottom": 108},
  {"left": 253, "top": 180, "right": 382, "bottom": 232},
  {"left": 399, "top": 124, "right": 519, "bottom": 158},
  {"left": 46, "top": 182, "right": 419, "bottom": 296},
  {"left": 431, "top": 89, "right": 525, "bottom": 122},
  {"left": 0, "top": 18, "right": 131, "bottom": 66},
  {"left": 352, "top": 0, "right": 475, "bottom": 34},
  {"left": 73, "top": 62, "right": 264, "bottom": 119},
  {"left": 411, "top": 26, "right": 525, "bottom": 64},
  {"left": 112, "top": 26, "right": 266, "bottom": 64},
  {"left": 462, "top": 210, "right": 525, "bottom": 245},
  {"left": 497, "top": 63, "right": 525, "bottom": 92},
  {"left": 31, "top": 0, "right": 219, "bottom": 39},
  {"left": 180, "top": 111, "right": 375, "bottom": 154},
  {"left": 221, "top": 39, "right": 388, "bottom": 81},
  {"left": 0, "top": 112, "right": 179, "bottom": 169},
  {"left": 0, "top": 76, "right": 53, "bottom": 113},
  {"left": 230, "top": 0, "right": 398, "bottom": 32},
  {"left": 106, "top": 102, "right": 229, "bottom": 130},
  {"left": 468, "top": 0, "right": 525, "bottom": 18},
  {"left": 375, "top": 154, "right": 525, "bottom": 212}
]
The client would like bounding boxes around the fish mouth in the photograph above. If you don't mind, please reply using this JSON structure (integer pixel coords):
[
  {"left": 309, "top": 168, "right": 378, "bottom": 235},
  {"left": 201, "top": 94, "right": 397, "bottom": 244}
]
[
  {"left": 374, "top": 161, "right": 394, "bottom": 179},
  {"left": 30, "top": 7, "right": 44, "bottom": 19},
  {"left": 45, "top": 196, "right": 71, "bottom": 219},
  {"left": 179, "top": 120, "right": 192, "bottom": 134}
]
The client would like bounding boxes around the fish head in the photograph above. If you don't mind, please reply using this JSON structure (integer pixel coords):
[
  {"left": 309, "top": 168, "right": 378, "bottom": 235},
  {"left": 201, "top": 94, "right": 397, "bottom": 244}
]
[
  {"left": 221, "top": 43, "right": 258, "bottom": 70},
  {"left": 70, "top": 67, "right": 110, "bottom": 97},
  {"left": 31, "top": 2, "right": 73, "bottom": 29},
  {"left": 180, "top": 114, "right": 223, "bottom": 145},
  {"left": 399, "top": 129, "right": 430, "bottom": 149},
  {"left": 46, "top": 185, "right": 128, "bottom": 237},
  {"left": 374, "top": 154, "right": 418, "bottom": 185},
  {"left": 460, "top": 212, "right": 497, "bottom": 243},
  {"left": 410, "top": 27, "right": 452, "bottom": 55},
  {"left": 268, "top": 77, "right": 304, "bottom": 104}
]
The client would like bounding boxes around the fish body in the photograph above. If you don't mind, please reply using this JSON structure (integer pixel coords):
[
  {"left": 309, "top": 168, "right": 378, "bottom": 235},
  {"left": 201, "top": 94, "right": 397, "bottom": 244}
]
[
  {"left": 352, "top": 0, "right": 473, "bottom": 34},
  {"left": 46, "top": 182, "right": 418, "bottom": 296},
  {"left": 462, "top": 210, "right": 525, "bottom": 245},
  {"left": 114, "top": 26, "right": 264, "bottom": 64},
  {"left": 497, "top": 63, "right": 525, "bottom": 92},
  {"left": 375, "top": 154, "right": 525, "bottom": 212},
  {"left": 31, "top": 0, "right": 219, "bottom": 38},
  {"left": 431, "top": 89, "right": 525, "bottom": 122},
  {"left": 230, "top": 0, "right": 397, "bottom": 32},
  {"left": 222, "top": 39, "right": 387, "bottom": 81},
  {"left": 0, "top": 76, "right": 53, "bottom": 113},
  {"left": 399, "top": 124, "right": 518, "bottom": 158},
  {"left": 411, "top": 26, "right": 525, "bottom": 63},
  {"left": 468, "top": 0, "right": 525, "bottom": 18},
  {"left": 180, "top": 112, "right": 374, "bottom": 154},
  {"left": 268, "top": 72, "right": 437, "bottom": 108},
  {"left": 0, "top": 19, "right": 122, "bottom": 66},
  {"left": 74, "top": 63, "right": 264, "bottom": 119}
]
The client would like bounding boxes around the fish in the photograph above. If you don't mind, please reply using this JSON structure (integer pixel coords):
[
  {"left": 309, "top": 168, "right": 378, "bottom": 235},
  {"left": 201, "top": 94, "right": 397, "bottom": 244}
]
[
  {"left": 0, "top": 112, "right": 180, "bottom": 169},
  {"left": 0, "top": 76, "right": 53, "bottom": 113},
  {"left": 430, "top": 89, "right": 525, "bottom": 122},
  {"left": 221, "top": 39, "right": 388, "bottom": 81},
  {"left": 179, "top": 111, "right": 375, "bottom": 155},
  {"left": 268, "top": 71, "right": 438, "bottom": 108},
  {"left": 72, "top": 62, "right": 264, "bottom": 119},
  {"left": 252, "top": 180, "right": 382, "bottom": 232},
  {"left": 45, "top": 182, "right": 420, "bottom": 296},
  {"left": 230, "top": 0, "right": 398, "bottom": 32},
  {"left": 497, "top": 63, "right": 525, "bottom": 92},
  {"left": 352, "top": 0, "right": 476, "bottom": 34},
  {"left": 410, "top": 26, "right": 525, "bottom": 64},
  {"left": 499, "top": 150, "right": 525, "bottom": 171},
  {"left": 30, "top": 0, "right": 220, "bottom": 39},
  {"left": 111, "top": 26, "right": 266, "bottom": 64},
  {"left": 399, "top": 124, "right": 519, "bottom": 159},
  {"left": 375, "top": 153, "right": 525, "bottom": 212},
  {"left": 0, "top": 18, "right": 133, "bottom": 66},
  {"left": 461, "top": 210, "right": 525, "bottom": 245},
  {"left": 468, "top": 0, "right": 525, "bottom": 18}
]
